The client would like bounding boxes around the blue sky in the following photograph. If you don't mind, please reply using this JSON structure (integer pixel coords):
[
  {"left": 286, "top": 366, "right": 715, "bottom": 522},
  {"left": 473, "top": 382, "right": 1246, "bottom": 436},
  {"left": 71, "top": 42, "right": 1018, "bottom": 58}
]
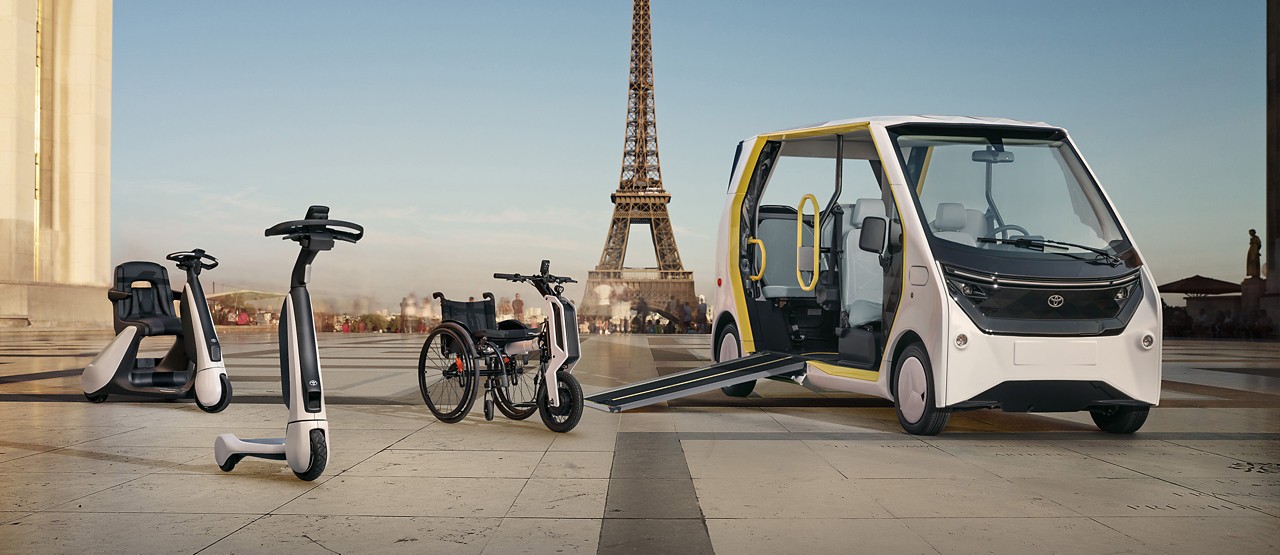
[{"left": 112, "top": 0, "right": 1266, "bottom": 310}]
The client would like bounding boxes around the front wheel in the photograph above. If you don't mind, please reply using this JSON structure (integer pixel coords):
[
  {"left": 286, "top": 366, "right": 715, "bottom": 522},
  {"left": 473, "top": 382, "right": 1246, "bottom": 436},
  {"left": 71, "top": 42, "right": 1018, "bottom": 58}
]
[
  {"left": 85, "top": 392, "right": 108, "bottom": 403},
  {"left": 894, "top": 343, "right": 950, "bottom": 435},
  {"left": 419, "top": 327, "right": 477, "bottom": 423},
  {"left": 293, "top": 428, "right": 328, "bottom": 481},
  {"left": 196, "top": 374, "right": 233, "bottom": 413},
  {"left": 1090, "top": 406, "right": 1149, "bottom": 434},
  {"left": 716, "top": 324, "right": 755, "bottom": 397},
  {"left": 538, "top": 371, "right": 583, "bottom": 433}
]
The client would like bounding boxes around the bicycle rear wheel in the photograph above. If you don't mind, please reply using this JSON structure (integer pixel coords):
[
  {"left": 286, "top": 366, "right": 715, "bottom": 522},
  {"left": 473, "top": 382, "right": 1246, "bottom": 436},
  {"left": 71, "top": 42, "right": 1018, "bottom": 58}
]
[{"left": 418, "top": 327, "right": 477, "bottom": 423}]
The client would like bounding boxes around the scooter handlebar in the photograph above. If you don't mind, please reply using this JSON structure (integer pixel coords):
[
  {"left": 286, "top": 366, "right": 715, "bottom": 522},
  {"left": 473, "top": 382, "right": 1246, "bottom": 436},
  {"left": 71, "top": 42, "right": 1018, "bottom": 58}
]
[
  {"left": 493, "top": 273, "right": 524, "bottom": 282},
  {"left": 264, "top": 219, "right": 364, "bottom": 244},
  {"left": 166, "top": 249, "right": 219, "bottom": 270}
]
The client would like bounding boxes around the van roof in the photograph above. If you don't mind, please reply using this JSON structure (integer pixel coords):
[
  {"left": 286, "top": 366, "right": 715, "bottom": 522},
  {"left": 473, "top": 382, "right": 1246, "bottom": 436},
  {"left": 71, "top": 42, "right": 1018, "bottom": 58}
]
[{"left": 762, "top": 115, "right": 1055, "bottom": 137}]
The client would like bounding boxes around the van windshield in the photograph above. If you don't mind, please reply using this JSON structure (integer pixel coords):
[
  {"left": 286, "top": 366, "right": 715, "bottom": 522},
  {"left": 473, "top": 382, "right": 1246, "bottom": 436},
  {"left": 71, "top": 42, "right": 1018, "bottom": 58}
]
[{"left": 890, "top": 126, "right": 1129, "bottom": 261}]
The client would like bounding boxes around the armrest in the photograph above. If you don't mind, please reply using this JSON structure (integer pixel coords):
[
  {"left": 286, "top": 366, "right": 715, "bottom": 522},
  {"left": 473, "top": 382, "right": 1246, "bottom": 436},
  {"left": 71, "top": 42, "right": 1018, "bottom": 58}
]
[{"left": 107, "top": 289, "right": 130, "bottom": 302}]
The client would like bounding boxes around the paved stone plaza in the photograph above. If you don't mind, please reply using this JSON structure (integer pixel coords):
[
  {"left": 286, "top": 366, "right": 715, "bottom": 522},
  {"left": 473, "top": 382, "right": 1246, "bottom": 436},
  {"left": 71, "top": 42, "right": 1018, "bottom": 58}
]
[{"left": 0, "top": 331, "right": 1277, "bottom": 554}]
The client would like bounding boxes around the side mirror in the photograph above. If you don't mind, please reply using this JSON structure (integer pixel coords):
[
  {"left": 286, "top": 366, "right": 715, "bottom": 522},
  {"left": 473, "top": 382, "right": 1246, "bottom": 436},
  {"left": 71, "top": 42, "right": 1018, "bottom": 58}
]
[{"left": 859, "top": 217, "right": 887, "bottom": 254}]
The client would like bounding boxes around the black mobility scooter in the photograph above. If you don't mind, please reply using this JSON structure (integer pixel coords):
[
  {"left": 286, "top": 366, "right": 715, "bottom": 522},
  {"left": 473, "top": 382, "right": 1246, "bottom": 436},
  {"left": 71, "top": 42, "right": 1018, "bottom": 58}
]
[
  {"left": 418, "top": 261, "right": 584, "bottom": 432},
  {"left": 81, "top": 250, "right": 231, "bottom": 412}
]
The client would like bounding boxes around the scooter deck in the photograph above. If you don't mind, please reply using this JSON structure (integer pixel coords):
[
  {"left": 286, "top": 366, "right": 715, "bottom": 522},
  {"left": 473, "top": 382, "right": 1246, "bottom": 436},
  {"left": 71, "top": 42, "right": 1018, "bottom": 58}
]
[{"left": 584, "top": 351, "right": 807, "bottom": 413}]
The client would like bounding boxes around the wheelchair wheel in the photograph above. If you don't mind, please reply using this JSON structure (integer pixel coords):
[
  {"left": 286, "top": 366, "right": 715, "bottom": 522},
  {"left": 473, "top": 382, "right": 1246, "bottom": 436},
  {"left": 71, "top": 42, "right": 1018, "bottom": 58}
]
[
  {"left": 494, "top": 364, "right": 538, "bottom": 420},
  {"left": 418, "top": 327, "right": 477, "bottom": 423}
]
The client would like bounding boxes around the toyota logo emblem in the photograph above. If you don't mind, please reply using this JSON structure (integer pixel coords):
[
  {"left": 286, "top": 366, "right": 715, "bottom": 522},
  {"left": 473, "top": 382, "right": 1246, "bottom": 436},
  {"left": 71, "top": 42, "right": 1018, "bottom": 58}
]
[{"left": 1047, "top": 294, "right": 1064, "bottom": 308}]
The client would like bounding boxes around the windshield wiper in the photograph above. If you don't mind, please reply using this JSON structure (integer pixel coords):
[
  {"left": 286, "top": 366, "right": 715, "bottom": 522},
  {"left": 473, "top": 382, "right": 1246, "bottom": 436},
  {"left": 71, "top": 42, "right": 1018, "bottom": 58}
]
[{"left": 977, "top": 237, "right": 1122, "bottom": 266}]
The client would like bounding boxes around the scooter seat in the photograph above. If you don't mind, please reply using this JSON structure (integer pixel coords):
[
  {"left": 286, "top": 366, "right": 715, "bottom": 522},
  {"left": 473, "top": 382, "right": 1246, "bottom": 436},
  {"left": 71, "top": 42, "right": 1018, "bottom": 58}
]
[
  {"left": 474, "top": 328, "right": 540, "bottom": 343},
  {"left": 123, "top": 315, "right": 183, "bottom": 337}
]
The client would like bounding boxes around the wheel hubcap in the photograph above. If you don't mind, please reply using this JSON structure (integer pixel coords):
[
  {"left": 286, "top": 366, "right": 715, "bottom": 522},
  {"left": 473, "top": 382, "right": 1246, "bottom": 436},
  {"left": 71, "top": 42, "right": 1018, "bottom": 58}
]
[
  {"left": 897, "top": 357, "right": 927, "bottom": 424},
  {"left": 718, "top": 333, "right": 739, "bottom": 362}
]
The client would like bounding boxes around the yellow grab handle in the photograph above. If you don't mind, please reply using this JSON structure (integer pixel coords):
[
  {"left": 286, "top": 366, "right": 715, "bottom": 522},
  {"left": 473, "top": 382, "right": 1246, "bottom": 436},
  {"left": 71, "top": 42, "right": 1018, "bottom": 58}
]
[
  {"left": 747, "top": 238, "right": 766, "bottom": 281},
  {"left": 797, "top": 194, "right": 820, "bottom": 292}
]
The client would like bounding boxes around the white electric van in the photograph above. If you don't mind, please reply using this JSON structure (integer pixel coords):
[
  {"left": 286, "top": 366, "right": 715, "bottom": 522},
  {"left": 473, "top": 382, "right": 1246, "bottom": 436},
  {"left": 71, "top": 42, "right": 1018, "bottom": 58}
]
[{"left": 587, "top": 116, "right": 1161, "bottom": 435}]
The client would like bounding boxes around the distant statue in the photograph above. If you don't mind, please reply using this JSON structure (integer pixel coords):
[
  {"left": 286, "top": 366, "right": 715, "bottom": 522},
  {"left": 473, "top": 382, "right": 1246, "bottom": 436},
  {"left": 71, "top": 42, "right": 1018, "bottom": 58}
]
[{"left": 1247, "top": 229, "right": 1261, "bottom": 278}]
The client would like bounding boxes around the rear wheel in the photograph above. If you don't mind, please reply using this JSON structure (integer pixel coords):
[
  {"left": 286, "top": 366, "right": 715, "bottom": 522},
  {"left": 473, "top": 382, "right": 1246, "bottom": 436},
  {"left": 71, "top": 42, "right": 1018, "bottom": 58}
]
[
  {"left": 1090, "top": 406, "right": 1149, "bottom": 434},
  {"left": 84, "top": 392, "right": 108, "bottom": 403},
  {"left": 716, "top": 324, "right": 755, "bottom": 397},
  {"left": 894, "top": 343, "right": 950, "bottom": 435},
  {"left": 419, "top": 327, "right": 477, "bottom": 423},
  {"left": 538, "top": 371, "right": 583, "bottom": 433},
  {"left": 293, "top": 428, "right": 328, "bottom": 481}
]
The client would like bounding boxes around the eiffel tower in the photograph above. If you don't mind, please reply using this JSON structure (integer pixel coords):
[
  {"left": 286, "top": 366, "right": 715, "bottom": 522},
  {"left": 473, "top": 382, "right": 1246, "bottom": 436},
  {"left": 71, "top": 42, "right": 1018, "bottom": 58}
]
[{"left": 581, "top": 0, "right": 695, "bottom": 324}]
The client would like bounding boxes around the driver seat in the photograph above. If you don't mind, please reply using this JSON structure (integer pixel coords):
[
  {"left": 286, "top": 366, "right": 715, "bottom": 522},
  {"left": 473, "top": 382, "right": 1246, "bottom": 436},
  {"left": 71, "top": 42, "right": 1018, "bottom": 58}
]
[
  {"left": 111, "top": 262, "right": 183, "bottom": 337},
  {"left": 435, "top": 293, "right": 539, "bottom": 345}
]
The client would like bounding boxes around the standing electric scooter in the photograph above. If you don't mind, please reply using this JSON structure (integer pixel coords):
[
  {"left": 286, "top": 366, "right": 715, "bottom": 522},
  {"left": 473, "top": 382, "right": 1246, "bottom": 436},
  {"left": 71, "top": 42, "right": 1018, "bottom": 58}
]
[
  {"left": 213, "top": 206, "right": 362, "bottom": 480},
  {"left": 82, "top": 249, "right": 231, "bottom": 412}
]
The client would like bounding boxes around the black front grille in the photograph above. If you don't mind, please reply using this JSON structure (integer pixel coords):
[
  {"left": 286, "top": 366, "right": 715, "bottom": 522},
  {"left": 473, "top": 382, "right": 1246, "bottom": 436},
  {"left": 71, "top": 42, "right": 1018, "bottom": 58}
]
[
  {"left": 975, "top": 285, "right": 1133, "bottom": 320},
  {"left": 943, "top": 265, "right": 1142, "bottom": 335}
]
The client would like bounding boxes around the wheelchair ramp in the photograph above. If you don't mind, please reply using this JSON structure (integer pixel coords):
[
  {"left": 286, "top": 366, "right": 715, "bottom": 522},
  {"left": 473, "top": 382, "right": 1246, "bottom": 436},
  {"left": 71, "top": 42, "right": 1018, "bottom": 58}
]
[{"left": 585, "top": 351, "right": 806, "bottom": 413}]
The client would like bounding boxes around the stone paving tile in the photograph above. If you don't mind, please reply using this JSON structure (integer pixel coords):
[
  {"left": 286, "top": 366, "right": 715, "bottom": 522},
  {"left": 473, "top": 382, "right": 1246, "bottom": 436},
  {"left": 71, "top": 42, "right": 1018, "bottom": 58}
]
[
  {"left": 707, "top": 518, "right": 938, "bottom": 555},
  {"left": 533, "top": 451, "right": 614, "bottom": 479},
  {"left": 506, "top": 478, "right": 608, "bottom": 518},
  {"left": 1009, "top": 476, "right": 1267, "bottom": 517},
  {"left": 682, "top": 439, "right": 844, "bottom": 480},
  {"left": 481, "top": 517, "right": 601, "bottom": 555},
  {"left": 0, "top": 445, "right": 207, "bottom": 474},
  {"left": 901, "top": 517, "right": 1159, "bottom": 555},
  {"left": 5, "top": 512, "right": 257, "bottom": 553},
  {"left": 344, "top": 449, "right": 543, "bottom": 478},
  {"left": 857, "top": 478, "right": 1078, "bottom": 518},
  {"left": 275, "top": 476, "right": 526, "bottom": 517},
  {"left": 203, "top": 514, "right": 500, "bottom": 554},
  {"left": 51, "top": 473, "right": 324, "bottom": 514},
  {"left": 0, "top": 473, "right": 140, "bottom": 512},
  {"left": 1092, "top": 516, "right": 1280, "bottom": 554},
  {"left": 693, "top": 477, "right": 891, "bottom": 519}
]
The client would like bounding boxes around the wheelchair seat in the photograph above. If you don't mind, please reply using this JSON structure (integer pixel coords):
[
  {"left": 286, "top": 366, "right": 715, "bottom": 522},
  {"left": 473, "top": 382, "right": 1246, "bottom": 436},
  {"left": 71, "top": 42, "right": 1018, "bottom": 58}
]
[
  {"left": 435, "top": 293, "right": 537, "bottom": 345},
  {"left": 110, "top": 261, "right": 181, "bottom": 337},
  {"left": 475, "top": 327, "right": 540, "bottom": 342}
]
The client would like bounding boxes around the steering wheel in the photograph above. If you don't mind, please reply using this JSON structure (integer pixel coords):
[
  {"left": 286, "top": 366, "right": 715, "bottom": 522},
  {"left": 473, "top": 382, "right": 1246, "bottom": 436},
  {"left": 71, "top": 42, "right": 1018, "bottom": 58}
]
[
  {"left": 985, "top": 224, "right": 1030, "bottom": 241},
  {"left": 167, "top": 249, "right": 218, "bottom": 270}
]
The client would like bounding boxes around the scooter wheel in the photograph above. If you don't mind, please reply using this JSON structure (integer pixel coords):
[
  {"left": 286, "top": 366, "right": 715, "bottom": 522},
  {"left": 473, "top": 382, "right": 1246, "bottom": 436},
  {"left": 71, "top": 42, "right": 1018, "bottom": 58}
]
[
  {"left": 196, "top": 374, "right": 233, "bottom": 414},
  {"left": 293, "top": 429, "right": 328, "bottom": 481},
  {"left": 84, "top": 392, "right": 108, "bottom": 403},
  {"left": 218, "top": 454, "right": 243, "bottom": 472},
  {"left": 538, "top": 371, "right": 583, "bottom": 433}
]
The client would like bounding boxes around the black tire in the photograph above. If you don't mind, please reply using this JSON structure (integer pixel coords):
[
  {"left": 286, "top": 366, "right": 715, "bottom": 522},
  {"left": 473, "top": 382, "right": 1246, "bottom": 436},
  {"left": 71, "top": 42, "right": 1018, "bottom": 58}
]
[
  {"left": 716, "top": 324, "right": 755, "bottom": 397},
  {"left": 196, "top": 374, "right": 233, "bottom": 413},
  {"left": 494, "top": 366, "right": 538, "bottom": 420},
  {"left": 418, "top": 327, "right": 477, "bottom": 423},
  {"left": 893, "top": 343, "right": 950, "bottom": 436},
  {"left": 293, "top": 428, "right": 328, "bottom": 481},
  {"left": 1090, "top": 406, "right": 1149, "bottom": 434},
  {"left": 538, "top": 371, "right": 583, "bottom": 433},
  {"left": 84, "top": 392, "right": 108, "bottom": 403},
  {"left": 218, "top": 454, "right": 242, "bottom": 472},
  {"left": 484, "top": 397, "right": 495, "bottom": 421}
]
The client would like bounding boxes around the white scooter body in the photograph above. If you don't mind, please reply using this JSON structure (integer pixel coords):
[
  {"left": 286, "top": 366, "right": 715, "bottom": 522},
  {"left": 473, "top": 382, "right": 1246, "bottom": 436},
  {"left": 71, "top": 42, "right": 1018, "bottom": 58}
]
[
  {"left": 214, "top": 206, "right": 360, "bottom": 481},
  {"left": 82, "top": 251, "right": 231, "bottom": 412}
]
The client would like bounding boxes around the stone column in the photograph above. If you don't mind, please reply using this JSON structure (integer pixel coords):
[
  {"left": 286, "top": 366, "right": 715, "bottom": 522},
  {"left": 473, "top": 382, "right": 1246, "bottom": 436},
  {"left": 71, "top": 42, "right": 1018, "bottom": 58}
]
[{"left": 0, "top": 0, "right": 112, "bottom": 327}]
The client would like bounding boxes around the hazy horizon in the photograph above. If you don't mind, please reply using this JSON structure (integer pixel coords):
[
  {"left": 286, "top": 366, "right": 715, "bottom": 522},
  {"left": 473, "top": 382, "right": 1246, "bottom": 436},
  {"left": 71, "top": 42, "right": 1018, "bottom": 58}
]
[{"left": 112, "top": 1, "right": 1266, "bottom": 311}]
